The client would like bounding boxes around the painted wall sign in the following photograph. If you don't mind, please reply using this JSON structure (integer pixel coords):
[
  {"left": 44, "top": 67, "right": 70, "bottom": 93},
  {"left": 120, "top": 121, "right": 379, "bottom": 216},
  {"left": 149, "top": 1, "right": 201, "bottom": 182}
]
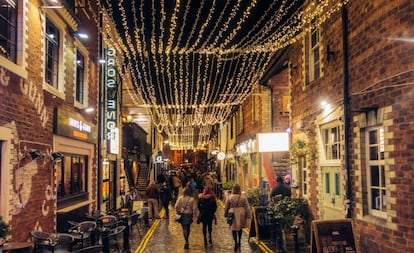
[{"left": 54, "top": 108, "right": 97, "bottom": 143}]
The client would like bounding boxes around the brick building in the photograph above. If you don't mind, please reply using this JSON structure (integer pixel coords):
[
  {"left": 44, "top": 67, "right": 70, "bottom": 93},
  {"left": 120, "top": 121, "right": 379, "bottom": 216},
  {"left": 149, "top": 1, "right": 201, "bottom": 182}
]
[
  {"left": 284, "top": 0, "right": 414, "bottom": 252},
  {"left": 0, "top": 0, "right": 100, "bottom": 241}
]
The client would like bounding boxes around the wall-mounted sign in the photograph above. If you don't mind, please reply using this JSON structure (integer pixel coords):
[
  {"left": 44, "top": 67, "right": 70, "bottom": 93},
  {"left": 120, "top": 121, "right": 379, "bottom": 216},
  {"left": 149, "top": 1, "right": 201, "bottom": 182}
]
[
  {"left": 54, "top": 108, "right": 97, "bottom": 143},
  {"left": 105, "top": 47, "right": 119, "bottom": 153}
]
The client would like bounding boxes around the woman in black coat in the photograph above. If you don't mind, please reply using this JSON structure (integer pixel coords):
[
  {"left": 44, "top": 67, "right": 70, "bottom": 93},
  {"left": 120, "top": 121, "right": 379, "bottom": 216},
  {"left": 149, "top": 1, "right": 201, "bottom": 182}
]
[{"left": 197, "top": 185, "right": 217, "bottom": 248}]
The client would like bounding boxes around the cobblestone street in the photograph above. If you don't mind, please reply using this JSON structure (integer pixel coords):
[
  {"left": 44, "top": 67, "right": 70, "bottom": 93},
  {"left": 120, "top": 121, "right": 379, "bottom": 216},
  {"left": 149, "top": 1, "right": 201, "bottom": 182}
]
[{"left": 126, "top": 198, "right": 310, "bottom": 253}]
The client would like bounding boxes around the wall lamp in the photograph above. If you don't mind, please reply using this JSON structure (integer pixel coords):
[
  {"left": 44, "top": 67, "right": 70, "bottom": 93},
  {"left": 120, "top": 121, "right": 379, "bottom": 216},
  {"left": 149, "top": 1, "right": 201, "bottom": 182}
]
[
  {"left": 51, "top": 152, "right": 64, "bottom": 161},
  {"left": 82, "top": 107, "right": 94, "bottom": 113},
  {"left": 71, "top": 31, "right": 89, "bottom": 39},
  {"left": 29, "top": 150, "right": 42, "bottom": 160}
]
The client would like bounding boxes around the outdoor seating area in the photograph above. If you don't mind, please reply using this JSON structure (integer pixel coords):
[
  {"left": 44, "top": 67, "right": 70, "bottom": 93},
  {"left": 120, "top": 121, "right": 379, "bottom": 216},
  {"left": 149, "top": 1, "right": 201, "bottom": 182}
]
[{"left": 29, "top": 206, "right": 148, "bottom": 253}]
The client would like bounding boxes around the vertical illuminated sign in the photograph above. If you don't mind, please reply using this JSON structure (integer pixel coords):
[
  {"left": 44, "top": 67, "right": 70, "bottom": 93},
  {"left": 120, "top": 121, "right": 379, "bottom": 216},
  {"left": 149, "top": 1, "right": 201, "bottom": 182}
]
[{"left": 105, "top": 48, "right": 119, "bottom": 154}]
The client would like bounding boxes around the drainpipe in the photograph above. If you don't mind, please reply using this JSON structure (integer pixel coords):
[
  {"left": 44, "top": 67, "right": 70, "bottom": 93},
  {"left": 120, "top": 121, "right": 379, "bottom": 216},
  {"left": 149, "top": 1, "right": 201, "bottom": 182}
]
[
  {"left": 342, "top": 6, "right": 352, "bottom": 218},
  {"left": 97, "top": 11, "right": 104, "bottom": 210}
]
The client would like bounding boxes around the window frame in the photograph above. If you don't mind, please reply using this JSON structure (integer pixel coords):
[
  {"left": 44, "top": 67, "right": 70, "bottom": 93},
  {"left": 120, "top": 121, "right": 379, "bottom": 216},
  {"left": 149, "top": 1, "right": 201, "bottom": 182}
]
[
  {"left": 44, "top": 18, "right": 60, "bottom": 89},
  {"left": 365, "top": 126, "right": 386, "bottom": 218},
  {"left": 321, "top": 124, "right": 343, "bottom": 160},
  {"left": 304, "top": 17, "right": 322, "bottom": 85},
  {"left": 0, "top": 0, "right": 17, "bottom": 62},
  {"left": 56, "top": 153, "right": 88, "bottom": 204},
  {"left": 75, "top": 50, "right": 85, "bottom": 104}
]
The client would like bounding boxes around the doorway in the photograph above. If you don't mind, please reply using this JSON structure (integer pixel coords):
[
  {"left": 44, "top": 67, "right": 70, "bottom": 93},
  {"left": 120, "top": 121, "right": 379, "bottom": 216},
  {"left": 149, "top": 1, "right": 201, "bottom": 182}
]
[{"left": 321, "top": 166, "right": 344, "bottom": 219}]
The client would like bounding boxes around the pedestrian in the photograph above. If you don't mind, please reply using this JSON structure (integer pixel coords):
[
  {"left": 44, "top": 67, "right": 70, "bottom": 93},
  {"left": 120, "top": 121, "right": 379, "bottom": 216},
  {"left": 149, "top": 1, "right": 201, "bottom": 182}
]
[
  {"left": 270, "top": 176, "right": 291, "bottom": 198},
  {"left": 160, "top": 182, "right": 172, "bottom": 218},
  {"left": 284, "top": 174, "right": 292, "bottom": 189},
  {"left": 197, "top": 185, "right": 217, "bottom": 248},
  {"left": 175, "top": 187, "right": 197, "bottom": 249},
  {"left": 224, "top": 184, "right": 252, "bottom": 251},
  {"left": 169, "top": 172, "right": 181, "bottom": 205},
  {"left": 146, "top": 180, "right": 160, "bottom": 220}
]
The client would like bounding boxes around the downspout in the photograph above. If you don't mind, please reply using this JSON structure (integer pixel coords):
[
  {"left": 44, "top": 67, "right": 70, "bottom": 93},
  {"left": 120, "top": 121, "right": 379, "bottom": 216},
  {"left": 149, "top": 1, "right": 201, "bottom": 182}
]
[
  {"left": 97, "top": 10, "right": 104, "bottom": 209},
  {"left": 342, "top": 6, "right": 352, "bottom": 218}
]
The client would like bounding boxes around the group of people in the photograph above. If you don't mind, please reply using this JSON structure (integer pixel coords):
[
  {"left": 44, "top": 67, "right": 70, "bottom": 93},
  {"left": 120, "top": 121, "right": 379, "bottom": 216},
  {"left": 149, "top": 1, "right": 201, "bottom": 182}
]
[
  {"left": 146, "top": 172, "right": 291, "bottom": 251},
  {"left": 174, "top": 183, "right": 251, "bottom": 251}
]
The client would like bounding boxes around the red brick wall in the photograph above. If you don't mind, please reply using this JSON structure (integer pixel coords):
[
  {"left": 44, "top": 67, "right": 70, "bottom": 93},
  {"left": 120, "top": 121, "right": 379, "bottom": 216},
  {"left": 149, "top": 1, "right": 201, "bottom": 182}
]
[{"left": 0, "top": 0, "right": 99, "bottom": 241}]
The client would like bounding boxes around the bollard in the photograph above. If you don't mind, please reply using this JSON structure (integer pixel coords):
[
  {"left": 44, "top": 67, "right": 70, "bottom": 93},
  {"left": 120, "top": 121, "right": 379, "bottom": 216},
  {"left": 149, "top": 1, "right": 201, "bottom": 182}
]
[
  {"left": 291, "top": 225, "right": 299, "bottom": 253},
  {"left": 122, "top": 216, "right": 131, "bottom": 253},
  {"left": 102, "top": 229, "right": 109, "bottom": 253}
]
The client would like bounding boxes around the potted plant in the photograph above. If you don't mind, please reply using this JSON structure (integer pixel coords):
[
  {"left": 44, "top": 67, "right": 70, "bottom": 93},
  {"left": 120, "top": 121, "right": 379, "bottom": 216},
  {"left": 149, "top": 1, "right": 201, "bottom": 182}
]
[
  {"left": 267, "top": 195, "right": 309, "bottom": 250},
  {"left": 0, "top": 216, "right": 11, "bottom": 245},
  {"left": 222, "top": 180, "right": 235, "bottom": 201},
  {"left": 246, "top": 187, "right": 267, "bottom": 207},
  {"left": 267, "top": 195, "right": 309, "bottom": 229}
]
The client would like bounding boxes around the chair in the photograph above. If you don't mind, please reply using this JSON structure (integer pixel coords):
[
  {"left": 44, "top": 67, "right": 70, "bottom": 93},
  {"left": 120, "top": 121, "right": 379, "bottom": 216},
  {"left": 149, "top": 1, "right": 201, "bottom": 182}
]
[
  {"left": 68, "top": 221, "right": 97, "bottom": 249},
  {"left": 52, "top": 233, "right": 74, "bottom": 253},
  {"left": 72, "top": 245, "right": 103, "bottom": 253},
  {"left": 128, "top": 212, "right": 140, "bottom": 233},
  {"left": 108, "top": 225, "right": 126, "bottom": 253},
  {"left": 98, "top": 215, "right": 117, "bottom": 229},
  {"left": 30, "top": 231, "right": 53, "bottom": 253}
]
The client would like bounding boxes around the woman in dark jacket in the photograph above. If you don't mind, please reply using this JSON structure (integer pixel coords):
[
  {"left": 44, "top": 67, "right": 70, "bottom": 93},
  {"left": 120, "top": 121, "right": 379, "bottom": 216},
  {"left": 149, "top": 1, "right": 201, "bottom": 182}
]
[{"left": 197, "top": 185, "right": 217, "bottom": 247}]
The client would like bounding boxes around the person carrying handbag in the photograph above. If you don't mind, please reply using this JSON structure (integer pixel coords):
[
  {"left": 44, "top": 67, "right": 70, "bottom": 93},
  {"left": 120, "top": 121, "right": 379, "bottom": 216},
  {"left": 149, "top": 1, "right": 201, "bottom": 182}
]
[
  {"left": 224, "top": 184, "right": 252, "bottom": 251},
  {"left": 175, "top": 187, "right": 197, "bottom": 249}
]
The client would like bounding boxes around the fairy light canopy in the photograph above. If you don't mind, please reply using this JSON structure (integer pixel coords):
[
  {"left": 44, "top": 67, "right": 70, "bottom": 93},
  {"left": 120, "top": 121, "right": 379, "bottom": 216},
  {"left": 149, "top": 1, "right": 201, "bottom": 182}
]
[{"left": 98, "top": 0, "right": 349, "bottom": 150}]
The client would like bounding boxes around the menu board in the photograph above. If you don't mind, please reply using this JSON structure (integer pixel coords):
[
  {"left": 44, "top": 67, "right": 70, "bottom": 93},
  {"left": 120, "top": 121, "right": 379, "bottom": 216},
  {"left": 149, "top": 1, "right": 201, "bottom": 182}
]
[{"left": 311, "top": 219, "right": 357, "bottom": 253}]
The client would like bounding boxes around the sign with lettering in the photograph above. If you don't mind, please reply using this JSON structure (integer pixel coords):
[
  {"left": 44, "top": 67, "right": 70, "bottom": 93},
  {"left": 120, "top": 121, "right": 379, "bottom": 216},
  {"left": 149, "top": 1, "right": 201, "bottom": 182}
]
[
  {"left": 105, "top": 48, "right": 119, "bottom": 154},
  {"left": 311, "top": 219, "right": 357, "bottom": 253},
  {"left": 54, "top": 108, "right": 97, "bottom": 143}
]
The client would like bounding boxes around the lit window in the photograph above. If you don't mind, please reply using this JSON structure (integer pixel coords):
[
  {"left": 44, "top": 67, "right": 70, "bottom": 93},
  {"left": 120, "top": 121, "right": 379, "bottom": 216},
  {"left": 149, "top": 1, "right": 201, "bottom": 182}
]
[
  {"left": 45, "top": 19, "right": 60, "bottom": 88},
  {"left": 75, "top": 51, "right": 85, "bottom": 104},
  {"left": 0, "top": 0, "right": 17, "bottom": 62},
  {"left": 366, "top": 127, "right": 386, "bottom": 217},
  {"left": 57, "top": 154, "right": 87, "bottom": 197}
]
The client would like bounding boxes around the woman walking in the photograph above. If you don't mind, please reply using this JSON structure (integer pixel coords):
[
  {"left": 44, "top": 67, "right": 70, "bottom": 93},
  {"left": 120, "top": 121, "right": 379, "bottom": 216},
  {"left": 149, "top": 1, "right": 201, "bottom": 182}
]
[
  {"left": 224, "top": 184, "right": 252, "bottom": 251},
  {"left": 175, "top": 187, "right": 197, "bottom": 249},
  {"left": 197, "top": 185, "right": 217, "bottom": 248}
]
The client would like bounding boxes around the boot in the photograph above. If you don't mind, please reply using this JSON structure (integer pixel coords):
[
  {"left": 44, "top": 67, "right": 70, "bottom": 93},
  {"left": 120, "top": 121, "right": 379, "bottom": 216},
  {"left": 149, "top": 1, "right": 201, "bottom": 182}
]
[
  {"left": 209, "top": 233, "right": 212, "bottom": 244},
  {"left": 204, "top": 237, "right": 207, "bottom": 248}
]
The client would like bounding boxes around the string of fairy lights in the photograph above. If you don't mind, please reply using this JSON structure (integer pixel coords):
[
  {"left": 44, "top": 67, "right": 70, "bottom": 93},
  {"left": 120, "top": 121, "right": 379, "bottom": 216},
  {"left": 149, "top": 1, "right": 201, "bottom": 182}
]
[{"left": 96, "top": 0, "right": 350, "bottom": 150}]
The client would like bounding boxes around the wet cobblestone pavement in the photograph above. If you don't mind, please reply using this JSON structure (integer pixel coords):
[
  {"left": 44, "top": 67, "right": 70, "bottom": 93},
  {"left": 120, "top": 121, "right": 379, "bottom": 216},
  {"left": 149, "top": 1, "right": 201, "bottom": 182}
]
[
  {"left": 130, "top": 200, "right": 263, "bottom": 253},
  {"left": 126, "top": 199, "right": 311, "bottom": 253}
]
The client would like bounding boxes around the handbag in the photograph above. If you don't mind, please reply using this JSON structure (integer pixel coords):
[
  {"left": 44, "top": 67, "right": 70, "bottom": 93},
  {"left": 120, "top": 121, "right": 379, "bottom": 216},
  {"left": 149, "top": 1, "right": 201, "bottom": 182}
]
[
  {"left": 226, "top": 212, "right": 234, "bottom": 225},
  {"left": 175, "top": 214, "right": 182, "bottom": 222},
  {"left": 175, "top": 197, "right": 190, "bottom": 222}
]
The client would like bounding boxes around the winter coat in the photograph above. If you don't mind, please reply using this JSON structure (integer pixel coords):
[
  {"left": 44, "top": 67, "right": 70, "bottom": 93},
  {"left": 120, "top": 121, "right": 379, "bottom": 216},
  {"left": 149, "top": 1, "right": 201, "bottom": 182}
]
[
  {"left": 197, "top": 194, "right": 217, "bottom": 222},
  {"left": 224, "top": 193, "right": 252, "bottom": 231}
]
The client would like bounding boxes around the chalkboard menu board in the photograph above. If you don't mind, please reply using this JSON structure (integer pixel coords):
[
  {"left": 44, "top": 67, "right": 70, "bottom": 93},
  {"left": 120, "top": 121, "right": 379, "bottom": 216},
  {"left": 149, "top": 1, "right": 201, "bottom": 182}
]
[
  {"left": 249, "top": 206, "right": 274, "bottom": 242},
  {"left": 311, "top": 219, "right": 357, "bottom": 253}
]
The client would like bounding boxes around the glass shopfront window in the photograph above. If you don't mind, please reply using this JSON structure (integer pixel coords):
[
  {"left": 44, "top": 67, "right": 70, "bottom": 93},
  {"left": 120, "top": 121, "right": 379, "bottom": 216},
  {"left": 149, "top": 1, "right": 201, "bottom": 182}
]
[{"left": 57, "top": 153, "right": 87, "bottom": 198}]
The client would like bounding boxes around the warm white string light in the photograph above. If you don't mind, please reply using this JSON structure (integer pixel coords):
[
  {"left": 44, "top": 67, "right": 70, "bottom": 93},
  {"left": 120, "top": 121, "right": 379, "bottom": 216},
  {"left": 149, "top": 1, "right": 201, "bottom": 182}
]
[{"left": 97, "top": 0, "right": 349, "bottom": 149}]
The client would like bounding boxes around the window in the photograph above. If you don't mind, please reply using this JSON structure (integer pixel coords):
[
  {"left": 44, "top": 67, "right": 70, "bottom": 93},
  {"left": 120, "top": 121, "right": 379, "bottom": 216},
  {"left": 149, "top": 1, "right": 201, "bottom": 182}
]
[
  {"left": 0, "top": 0, "right": 17, "bottom": 62},
  {"left": 57, "top": 153, "right": 87, "bottom": 198},
  {"left": 301, "top": 157, "right": 308, "bottom": 196},
  {"left": 45, "top": 19, "right": 60, "bottom": 88},
  {"left": 366, "top": 127, "right": 386, "bottom": 217},
  {"left": 305, "top": 18, "right": 321, "bottom": 85},
  {"left": 75, "top": 51, "right": 85, "bottom": 104},
  {"left": 322, "top": 125, "right": 342, "bottom": 160}
]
